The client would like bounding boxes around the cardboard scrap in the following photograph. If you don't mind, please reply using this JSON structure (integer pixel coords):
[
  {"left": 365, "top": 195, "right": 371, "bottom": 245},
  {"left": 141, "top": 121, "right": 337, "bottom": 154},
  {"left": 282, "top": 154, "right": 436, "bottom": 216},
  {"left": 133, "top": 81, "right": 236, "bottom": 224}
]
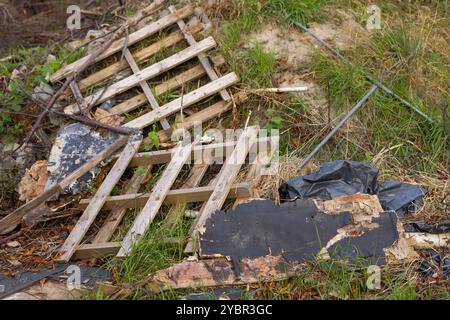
[{"left": 16, "top": 160, "right": 49, "bottom": 202}]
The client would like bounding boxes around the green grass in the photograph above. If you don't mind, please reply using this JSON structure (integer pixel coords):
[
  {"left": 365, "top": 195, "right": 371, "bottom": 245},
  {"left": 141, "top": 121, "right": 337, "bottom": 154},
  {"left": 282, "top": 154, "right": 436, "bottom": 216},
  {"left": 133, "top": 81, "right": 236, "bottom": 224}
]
[
  {"left": 302, "top": 21, "right": 448, "bottom": 173},
  {"left": 106, "top": 208, "right": 190, "bottom": 285},
  {"left": 0, "top": 45, "right": 84, "bottom": 142}
]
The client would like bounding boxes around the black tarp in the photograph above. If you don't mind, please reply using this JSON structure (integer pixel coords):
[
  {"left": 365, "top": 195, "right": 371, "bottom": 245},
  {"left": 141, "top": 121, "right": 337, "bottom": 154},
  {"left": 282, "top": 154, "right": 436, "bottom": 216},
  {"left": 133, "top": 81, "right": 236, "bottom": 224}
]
[
  {"left": 404, "top": 220, "right": 450, "bottom": 234},
  {"left": 279, "top": 160, "right": 427, "bottom": 216}
]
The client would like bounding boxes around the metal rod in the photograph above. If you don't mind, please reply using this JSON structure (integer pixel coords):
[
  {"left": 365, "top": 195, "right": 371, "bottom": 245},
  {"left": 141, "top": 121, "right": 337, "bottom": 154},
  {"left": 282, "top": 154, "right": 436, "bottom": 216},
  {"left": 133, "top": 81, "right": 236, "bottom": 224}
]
[
  {"left": 299, "top": 84, "right": 378, "bottom": 170},
  {"left": 291, "top": 19, "right": 434, "bottom": 124}
]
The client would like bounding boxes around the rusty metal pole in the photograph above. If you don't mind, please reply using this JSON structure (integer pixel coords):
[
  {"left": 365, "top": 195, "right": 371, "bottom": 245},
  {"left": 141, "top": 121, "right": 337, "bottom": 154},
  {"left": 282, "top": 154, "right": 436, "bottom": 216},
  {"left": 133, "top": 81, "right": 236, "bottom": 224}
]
[
  {"left": 299, "top": 84, "right": 378, "bottom": 170},
  {"left": 291, "top": 19, "right": 434, "bottom": 124}
]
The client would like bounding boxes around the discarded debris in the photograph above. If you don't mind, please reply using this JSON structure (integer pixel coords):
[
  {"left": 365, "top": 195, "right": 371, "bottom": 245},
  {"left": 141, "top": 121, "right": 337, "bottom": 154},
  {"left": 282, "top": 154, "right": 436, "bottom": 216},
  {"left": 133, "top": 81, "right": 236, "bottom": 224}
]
[
  {"left": 0, "top": 264, "right": 110, "bottom": 299},
  {"left": 199, "top": 194, "right": 403, "bottom": 267},
  {"left": 404, "top": 220, "right": 450, "bottom": 234},
  {"left": 279, "top": 160, "right": 427, "bottom": 216},
  {"left": 0, "top": 135, "right": 128, "bottom": 235},
  {"left": 416, "top": 250, "right": 450, "bottom": 280},
  {"left": 16, "top": 160, "right": 49, "bottom": 202},
  {"left": 199, "top": 199, "right": 352, "bottom": 265},
  {"left": 45, "top": 123, "right": 120, "bottom": 196},
  {"left": 144, "top": 255, "right": 299, "bottom": 294},
  {"left": 251, "top": 86, "right": 309, "bottom": 93}
]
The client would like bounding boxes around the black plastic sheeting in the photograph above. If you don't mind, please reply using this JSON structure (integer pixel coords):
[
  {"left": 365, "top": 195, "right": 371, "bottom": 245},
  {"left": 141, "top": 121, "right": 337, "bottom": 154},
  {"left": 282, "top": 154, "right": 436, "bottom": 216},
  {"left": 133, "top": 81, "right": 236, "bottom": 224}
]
[
  {"left": 416, "top": 250, "right": 450, "bottom": 279},
  {"left": 279, "top": 160, "right": 427, "bottom": 216},
  {"left": 404, "top": 220, "right": 450, "bottom": 234}
]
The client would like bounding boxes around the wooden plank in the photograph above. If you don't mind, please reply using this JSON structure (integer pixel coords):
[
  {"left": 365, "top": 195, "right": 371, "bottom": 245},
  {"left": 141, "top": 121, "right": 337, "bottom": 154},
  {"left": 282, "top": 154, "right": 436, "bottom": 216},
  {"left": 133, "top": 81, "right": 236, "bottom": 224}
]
[
  {"left": 130, "top": 136, "right": 271, "bottom": 167},
  {"left": 130, "top": 140, "right": 239, "bottom": 167},
  {"left": 50, "top": 5, "right": 194, "bottom": 83},
  {"left": 110, "top": 55, "right": 225, "bottom": 115},
  {"left": 406, "top": 233, "right": 450, "bottom": 249},
  {"left": 192, "top": 126, "right": 259, "bottom": 233},
  {"left": 0, "top": 135, "right": 128, "bottom": 235},
  {"left": 64, "top": 37, "right": 217, "bottom": 115},
  {"left": 123, "top": 49, "right": 171, "bottom": 130},
  {"left": 57, "top": 136, "right": 143, "bottom": 262},
  {"left": 233, "top": 134, "right": 278, "bottom": 206},
  {"left": 154, "top": 91, "right": 247, "bottom": 144},
  {"left": 123, "top": 72, "right": 238, "bottom": 129},
  {"left": 144, "top": 255, "right": 294, "bottom": 294},
  {"left": 169, "top": 5, "right": 231, "bottom": 102},
  {"left": 162, "top": 162, "right": 209, "bottom": 230},
  {"left": 92, "top": 167, "right": 152, "bottom": 245},
  {"left": 72, "top": 242, "right": 121, "bottom": 260},
  {"left": 78, "top": 21, "right": 203, "bottom": 91},
  {"left": 78, "top": 183, "right": 251, "bottom": 210},
  {"left": 117, "top": 140, "right": 194, "bottom": 257}
]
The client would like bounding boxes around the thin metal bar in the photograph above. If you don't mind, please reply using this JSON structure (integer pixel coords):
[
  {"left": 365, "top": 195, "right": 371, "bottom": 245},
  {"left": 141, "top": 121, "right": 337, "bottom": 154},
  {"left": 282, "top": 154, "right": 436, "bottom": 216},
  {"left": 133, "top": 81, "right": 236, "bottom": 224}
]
[
  {"left": 291, "top": 19, "right": 434, "bottom": 124},
  {"left": 299, "top": 84, "right": 378, "bottom": 170}
]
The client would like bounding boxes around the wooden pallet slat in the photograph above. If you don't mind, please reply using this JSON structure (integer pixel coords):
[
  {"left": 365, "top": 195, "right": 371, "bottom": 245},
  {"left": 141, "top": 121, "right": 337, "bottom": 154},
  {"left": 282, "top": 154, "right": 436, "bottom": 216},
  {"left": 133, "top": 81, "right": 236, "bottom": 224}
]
[
  {"left": 123, "top": 48, "right": 171, "bottom": 129},
  {"left": 123, "top": 72, "right": 238, "bottom": 129},
  {"left": 184, "top": 126, "right": 259, "bottom": 254},
  {"left": 78, "top": 183, "right": 251, "bottom": 210},
  {"left": 192, "top": 126, "right": 259, "bottom": 236},
  {"left": 92, "top": 167, "right": 151, "bottom": 245},
  {"left": 57, "top": 135, "right": 143, "bottom": 262},
  {"left": 64, "top": 37, "right": 217, "bottom": 115},
  {"left": 50, "top": 5, "right": 195, "bottom": 83},
  {"left": 168, "top": 5, "right": 231, "bottom": 102},
  {"left": 78, "top": 20, "right": 203, "bottom": 91},
  {"left": 162, "top": 163, "right": 209, "bottom": 230},
  {"left": 110, "top": 55, "right": 225, "bottom": 116},
  {"left": 117, "top": 139, "right": 194, "bottom": 257}
]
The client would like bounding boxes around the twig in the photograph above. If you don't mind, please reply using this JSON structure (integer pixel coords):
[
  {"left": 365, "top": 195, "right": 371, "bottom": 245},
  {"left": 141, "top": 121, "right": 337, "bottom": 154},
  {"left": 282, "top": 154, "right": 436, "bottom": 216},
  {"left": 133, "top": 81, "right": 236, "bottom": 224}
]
[
  {"left": 54, "top": 110, "right": 134, "bottom": 135},
  {"left": 0, "top": 231, "right": 22, "bottom": 246},
  {"left": 28, "top": 93, "right": 133, "bottom": 136}
]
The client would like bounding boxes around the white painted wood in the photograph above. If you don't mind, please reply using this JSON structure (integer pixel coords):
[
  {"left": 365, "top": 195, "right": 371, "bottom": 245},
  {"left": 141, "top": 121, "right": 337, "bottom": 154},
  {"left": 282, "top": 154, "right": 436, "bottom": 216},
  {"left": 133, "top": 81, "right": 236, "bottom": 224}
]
[
  {"left": 123, "top": 48, "right": 170, "bottom": 130},
  {"left": 64, "top": 37, "right": 217, "bottom": 115},
  {"left": 123, "top": 72, "right": 238, "bottom": 129},
  {"left": 50, "top": 5, "right": 194, "bottom": 82},
  {"left": 117, "top": 140, "right": 194, "bottom": 257}
]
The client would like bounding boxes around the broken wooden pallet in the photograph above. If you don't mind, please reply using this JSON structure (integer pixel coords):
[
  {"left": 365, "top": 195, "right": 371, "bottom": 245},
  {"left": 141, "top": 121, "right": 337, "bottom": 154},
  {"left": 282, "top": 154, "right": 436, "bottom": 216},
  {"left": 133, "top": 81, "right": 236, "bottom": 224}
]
[
  {"left": 57, "top": 127, "right": 271, "bottom": 262},
  {"left": 54, "top": 4, "right": 237, "bottom": 134},
  {"left": 48, "top": 2, "right": 281, "bottom": 262}
]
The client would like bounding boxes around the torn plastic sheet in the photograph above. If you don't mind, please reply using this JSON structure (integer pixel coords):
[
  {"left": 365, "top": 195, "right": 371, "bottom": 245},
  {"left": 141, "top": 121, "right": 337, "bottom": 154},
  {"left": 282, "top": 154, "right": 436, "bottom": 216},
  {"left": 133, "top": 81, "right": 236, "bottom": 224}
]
[
  {"left": 416, "top": 249, "right": 450, "bottom": 279},
  {"left": 404, "top": 220, "right": 450, "bottom": 234},
  {"left": 279, "top": 160, "right": 426, "bottom": 216}
]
